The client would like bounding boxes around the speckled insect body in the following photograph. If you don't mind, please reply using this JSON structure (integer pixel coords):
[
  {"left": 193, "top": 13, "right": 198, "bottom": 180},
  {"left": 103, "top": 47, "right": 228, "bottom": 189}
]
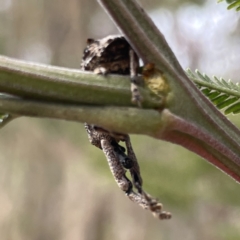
[
  {"left": 81, "top": 35, "right": 171, "bottom": 220},
  {"left": 81, "top": 35, "right": 132, "bottom": 75}
]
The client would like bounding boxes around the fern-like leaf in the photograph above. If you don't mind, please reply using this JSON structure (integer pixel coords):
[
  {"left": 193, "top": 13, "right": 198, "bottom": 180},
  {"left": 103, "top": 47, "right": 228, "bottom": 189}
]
[
  {"left": 186, "top": 69, "right": 240, "bottom": 115},
  {"left": 217, "top": 0, "right": 240, "bottom": 11}
]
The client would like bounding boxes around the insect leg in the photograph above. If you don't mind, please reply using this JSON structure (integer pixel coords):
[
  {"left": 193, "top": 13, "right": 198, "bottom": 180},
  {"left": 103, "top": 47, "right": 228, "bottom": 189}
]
[
  {"left": 129, "top": 49, "right": 143, "bottom": 106},
  {"left": 84, "top": 123, "right": 102, "bottom": 149},
  {"left": 101, "top": 138, "right": 133, "bottom": 194},
  {"left": 123, "top": 135, "right": 143, "bottom": 193}
]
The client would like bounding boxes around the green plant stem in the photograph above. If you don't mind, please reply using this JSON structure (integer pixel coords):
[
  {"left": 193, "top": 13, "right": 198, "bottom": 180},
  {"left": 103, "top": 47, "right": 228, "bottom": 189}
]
[
  {"left": 98, "top": 0, "right": 240, "bottom": 182},
  {"left": 0, "top": 56, "right": 160, "bottom": 108},
  {"left": 0, "top": 95, "right": 165, "bottom": 136}
]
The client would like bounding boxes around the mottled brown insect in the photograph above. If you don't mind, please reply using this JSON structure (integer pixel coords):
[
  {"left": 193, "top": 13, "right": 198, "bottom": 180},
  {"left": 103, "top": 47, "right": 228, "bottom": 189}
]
[
  {"left": 81, "top": 35, "right": 132, "bottom": 74},
  {"left": 81, "top": 35, "right": 171, "bottom": 220},
  {"left": 81, "top": 35, "right": 142, "bottom": 104}
]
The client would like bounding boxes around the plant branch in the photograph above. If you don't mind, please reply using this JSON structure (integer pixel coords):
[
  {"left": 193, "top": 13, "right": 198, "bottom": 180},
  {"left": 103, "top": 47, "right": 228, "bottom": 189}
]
[
  {"left": 0, "top": 95, "right": 165, "bottom": 136},
  {"left": 98, "top": 0, "right": 240, "bottom": 182},
  {"left": 0, "top": 55, "right": 160, "bottom": 108}
]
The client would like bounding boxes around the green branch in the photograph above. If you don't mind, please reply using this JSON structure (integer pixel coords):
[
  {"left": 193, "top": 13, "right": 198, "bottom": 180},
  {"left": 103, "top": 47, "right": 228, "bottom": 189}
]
[
  {"left": 0, "top": 95, "right": 165, "bottom": 136},
  {"left": 0, "top": 55, "right": 158, "bottom": 108},
  {"left": 98, "top": 0, "right": 240, "bottom": 182}
]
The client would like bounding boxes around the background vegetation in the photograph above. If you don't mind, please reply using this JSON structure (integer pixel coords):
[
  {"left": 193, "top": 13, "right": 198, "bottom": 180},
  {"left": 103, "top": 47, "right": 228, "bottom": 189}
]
[{"left": 0, "top": 0, "right": 240, "bottom": 239}]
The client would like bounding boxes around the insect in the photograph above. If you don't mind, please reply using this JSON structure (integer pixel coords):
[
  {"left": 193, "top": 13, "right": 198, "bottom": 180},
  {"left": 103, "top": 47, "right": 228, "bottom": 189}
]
[
  {"left": 81, "top": 35, "right": 142, "bottom": 104},
  {"left": 81, "top": 35, "right": 171, "bottom": 220}
]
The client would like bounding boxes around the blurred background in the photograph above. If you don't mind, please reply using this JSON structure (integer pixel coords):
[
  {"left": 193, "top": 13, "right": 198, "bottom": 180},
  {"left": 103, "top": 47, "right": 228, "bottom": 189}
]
[{"left": 0, "top": 0, "right": 240, "bottom": 239}]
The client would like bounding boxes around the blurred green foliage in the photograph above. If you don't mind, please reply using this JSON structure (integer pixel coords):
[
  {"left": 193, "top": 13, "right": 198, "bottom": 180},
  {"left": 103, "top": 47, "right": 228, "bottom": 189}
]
[{"left": 218, "top": 0, "right": 240, "bottom": 11}]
